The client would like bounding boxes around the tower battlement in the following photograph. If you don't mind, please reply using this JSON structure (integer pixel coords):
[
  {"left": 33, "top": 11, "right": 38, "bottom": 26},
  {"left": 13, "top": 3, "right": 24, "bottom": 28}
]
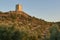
[{"left": 16, "top": 4, "right": 22, "bottom": 11}]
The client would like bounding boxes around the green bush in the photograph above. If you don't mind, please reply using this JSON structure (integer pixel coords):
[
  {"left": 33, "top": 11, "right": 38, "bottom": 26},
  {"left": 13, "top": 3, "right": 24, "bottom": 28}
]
[
  {"left": 0, "top": 25, "right": 27, "bottom": 40},
  {"left": 49, "top": 24, "right": 58, "bottom": 40}
]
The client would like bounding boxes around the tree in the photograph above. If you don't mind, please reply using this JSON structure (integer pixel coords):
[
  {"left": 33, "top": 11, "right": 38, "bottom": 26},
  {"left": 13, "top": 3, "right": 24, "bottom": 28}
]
[{"left": 49, "top": 24, "right": 58, "bottom": 40}]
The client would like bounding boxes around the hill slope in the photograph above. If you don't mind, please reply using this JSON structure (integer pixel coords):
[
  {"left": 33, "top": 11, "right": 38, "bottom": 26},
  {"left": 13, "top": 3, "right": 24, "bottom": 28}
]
[{"left": 0, "top": 11, "right": 60, "bottom": 40}]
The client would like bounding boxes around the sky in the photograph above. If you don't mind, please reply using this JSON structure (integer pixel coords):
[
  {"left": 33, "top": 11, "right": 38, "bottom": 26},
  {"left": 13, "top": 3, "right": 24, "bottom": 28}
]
[{"left": 0, "top": 0, "right": 60, "bottom": 22}]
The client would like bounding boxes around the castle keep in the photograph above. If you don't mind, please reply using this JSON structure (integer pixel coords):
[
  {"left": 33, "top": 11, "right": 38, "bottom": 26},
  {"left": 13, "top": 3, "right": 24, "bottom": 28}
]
[{"left": 16, "top": 4, "right": 22, "bottom": 11}]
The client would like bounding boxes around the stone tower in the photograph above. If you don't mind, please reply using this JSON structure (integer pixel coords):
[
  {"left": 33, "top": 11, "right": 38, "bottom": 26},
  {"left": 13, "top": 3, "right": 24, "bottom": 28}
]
[{"left": 16, "top": 4, "right": 22, "bottom": 11}]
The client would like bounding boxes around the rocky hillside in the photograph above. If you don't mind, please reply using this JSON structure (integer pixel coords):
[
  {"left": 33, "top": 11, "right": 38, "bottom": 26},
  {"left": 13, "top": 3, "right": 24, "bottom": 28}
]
[{"left": 0, "top": 11, "right": 60, "bottom": 40}]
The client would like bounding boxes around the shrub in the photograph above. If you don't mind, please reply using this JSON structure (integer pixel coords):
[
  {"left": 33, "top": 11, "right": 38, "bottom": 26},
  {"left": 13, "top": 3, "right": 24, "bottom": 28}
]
[
  {"left": 49, "top": 24, "right": 58, "bottom": 40},
  {"left": 0, "top": 24, "right": 27, "bottom": 40}
]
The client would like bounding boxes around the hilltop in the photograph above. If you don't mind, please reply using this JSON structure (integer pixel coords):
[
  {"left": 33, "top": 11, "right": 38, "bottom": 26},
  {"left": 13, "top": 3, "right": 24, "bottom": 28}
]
[{"left": 0, "top": 10, "right": 53, "bottom": 27}]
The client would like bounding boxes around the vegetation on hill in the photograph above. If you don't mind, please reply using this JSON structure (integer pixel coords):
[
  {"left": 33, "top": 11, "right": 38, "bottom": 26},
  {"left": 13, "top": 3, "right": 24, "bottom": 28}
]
[{"left": 0, "top": 11, "right": 60, "bottom": 40}]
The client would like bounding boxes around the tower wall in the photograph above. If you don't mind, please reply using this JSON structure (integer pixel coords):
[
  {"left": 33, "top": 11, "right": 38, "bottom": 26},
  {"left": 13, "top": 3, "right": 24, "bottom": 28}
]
[{"left": 16, "top": 4, "right": 22, "bottom": 11}]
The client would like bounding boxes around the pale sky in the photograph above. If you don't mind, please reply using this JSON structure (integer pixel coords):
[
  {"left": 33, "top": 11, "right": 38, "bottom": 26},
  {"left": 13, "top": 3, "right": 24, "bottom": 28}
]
[{"left": 0, "top": 0, "right": 60, "bottom": 22}]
